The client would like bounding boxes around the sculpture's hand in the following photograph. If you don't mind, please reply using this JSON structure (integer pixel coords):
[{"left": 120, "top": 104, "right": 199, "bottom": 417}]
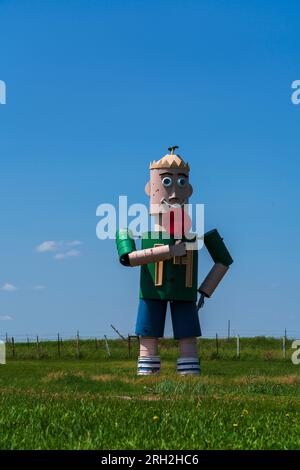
[
  {"left": 169, "top": 241, "right": 186, "bottom": 258},
  {"left": 197, "top": 293, "right": 205, "bottom": 311}
]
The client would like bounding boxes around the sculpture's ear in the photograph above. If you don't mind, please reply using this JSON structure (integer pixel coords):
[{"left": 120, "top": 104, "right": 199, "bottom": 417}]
[
  {"left": 145, "top": 181, "right": 151, "bottom": 197},
  {"left": 188, "top": 184, "right": 193, "bottom": 197}
]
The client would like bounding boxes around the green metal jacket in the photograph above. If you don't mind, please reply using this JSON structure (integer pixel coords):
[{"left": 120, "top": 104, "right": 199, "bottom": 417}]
[
  {"left": 116, "top": 230, "right": 198, "bottom": 302},
  {"left": 116, "top": 228, "right": 233, "bottom": 303}
]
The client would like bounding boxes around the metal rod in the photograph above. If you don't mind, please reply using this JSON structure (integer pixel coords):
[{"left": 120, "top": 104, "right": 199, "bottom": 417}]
[{"left": 104, "top": 335, "right": 111, "bottom": 357}]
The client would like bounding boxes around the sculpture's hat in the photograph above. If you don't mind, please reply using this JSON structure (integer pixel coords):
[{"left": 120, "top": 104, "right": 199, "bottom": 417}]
[{"left": 150, "top": 146, "right": 190, "bottom": 172}]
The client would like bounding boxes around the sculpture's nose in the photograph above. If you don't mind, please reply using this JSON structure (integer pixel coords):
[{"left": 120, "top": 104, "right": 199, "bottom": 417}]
[{"left": 168, "top": 192, "right": 178, "bottom": 201}]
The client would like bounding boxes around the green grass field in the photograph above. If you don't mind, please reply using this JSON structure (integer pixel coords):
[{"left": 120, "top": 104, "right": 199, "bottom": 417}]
[{"left": 0, "top": 337, "right": 299, "bottom": 450}]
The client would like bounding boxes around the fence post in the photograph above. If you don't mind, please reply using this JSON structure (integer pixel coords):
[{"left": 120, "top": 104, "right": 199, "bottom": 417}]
[
  {"left": 36, "top": 336, "right": 40, "bottom": 359},
  {"left": 104, "top": 335, "right": 111, "bottom": 357},
  {"left": 76, "top": 331, "right": 80, "bottom": 359},
  {"left": 12, "top": 336, "right": 15, "bottom": 358},
  {"left": 128, "top": 335, "right": 131, "bottom": 358},
  {"left": 237, "top": 335, "right": 240, "bottom": 358},
  {"left": 57, "top": 333, "right": 61, "bottom": 359},
  {"left": 27, "top": 337, "right": 30, "bottom": 352},
  {"left": 215, "top": 333, "right": 219, "bottom": 357},
  {"left": 282, "top": 335, "right": 286, "bottom": 359}
]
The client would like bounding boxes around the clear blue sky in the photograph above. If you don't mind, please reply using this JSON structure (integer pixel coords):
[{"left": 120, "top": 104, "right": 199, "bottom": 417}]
[{"left": 1, "top": 0, "right": 300, "bottom": 340}]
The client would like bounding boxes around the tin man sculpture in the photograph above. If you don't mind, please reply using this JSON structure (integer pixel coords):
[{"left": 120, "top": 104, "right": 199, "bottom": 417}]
[{"left": 116, "top": 146, "right": 233, "bottom": 375}]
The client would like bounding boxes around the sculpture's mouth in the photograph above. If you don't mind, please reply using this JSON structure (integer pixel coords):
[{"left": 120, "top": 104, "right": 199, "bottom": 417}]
[{"left": 161, "top": 198, "right": 185, "bottom": 209}]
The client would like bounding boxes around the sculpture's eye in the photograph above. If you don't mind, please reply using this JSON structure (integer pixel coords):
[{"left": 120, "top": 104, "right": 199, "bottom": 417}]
[
  {"left": 162, "top": 176, "right": 172, "bottom": 187},
  {"left": 177, "top": 177, "right": 186, "bottom": 187}
]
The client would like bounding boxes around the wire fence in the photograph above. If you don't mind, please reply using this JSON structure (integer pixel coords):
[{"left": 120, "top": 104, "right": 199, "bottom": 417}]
[
  {"left": 0, "top": 328, "right": 298, "bottom": 362},
  {"left": 1, "top": 327, "right": 299, "bottom": 343}
]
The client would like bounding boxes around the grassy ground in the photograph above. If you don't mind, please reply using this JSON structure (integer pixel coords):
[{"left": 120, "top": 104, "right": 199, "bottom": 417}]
[{"left": 0, "top": 338, "right": 299, "bottom": 450}]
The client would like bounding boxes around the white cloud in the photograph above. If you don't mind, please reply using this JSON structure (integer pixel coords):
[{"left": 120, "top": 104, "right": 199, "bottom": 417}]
[
  {"left": 36, "top": 241, "right": 60, "bottom": 253},
  {"left": 54, "top": 250, "right": 80, "bottom": 260},
  {"left": 36, "top": 240, "right": 82, "bottom": 260},
  {"left": 32, "top": 285, "right": 46, "bottom": 291},
  {"left": 0, "top": 315, "right": 13, "bottom": 321},
  {"left": 67, "top": 240, "right": 82, "bottom": 247},
  {"left": 0, "top": 283, "right": 17, "bottom": 292}
]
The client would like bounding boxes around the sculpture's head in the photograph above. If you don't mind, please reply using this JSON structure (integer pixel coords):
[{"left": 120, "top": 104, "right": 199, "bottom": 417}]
[{"left": 145, "top": 146, "right": 193, "bottom": 215}]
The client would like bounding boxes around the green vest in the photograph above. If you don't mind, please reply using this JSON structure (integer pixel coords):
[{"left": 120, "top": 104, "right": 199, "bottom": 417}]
[{"left": 139, "top": 232, "right": 198, "bottom": 302}]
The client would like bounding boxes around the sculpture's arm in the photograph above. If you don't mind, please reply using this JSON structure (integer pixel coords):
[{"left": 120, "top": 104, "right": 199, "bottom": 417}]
[
  {"left": 197, "top": 229, "right": 233, "bottom": 309},
  {"left": 116, "top": 229, "right": 186, "bottom": 267}
]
